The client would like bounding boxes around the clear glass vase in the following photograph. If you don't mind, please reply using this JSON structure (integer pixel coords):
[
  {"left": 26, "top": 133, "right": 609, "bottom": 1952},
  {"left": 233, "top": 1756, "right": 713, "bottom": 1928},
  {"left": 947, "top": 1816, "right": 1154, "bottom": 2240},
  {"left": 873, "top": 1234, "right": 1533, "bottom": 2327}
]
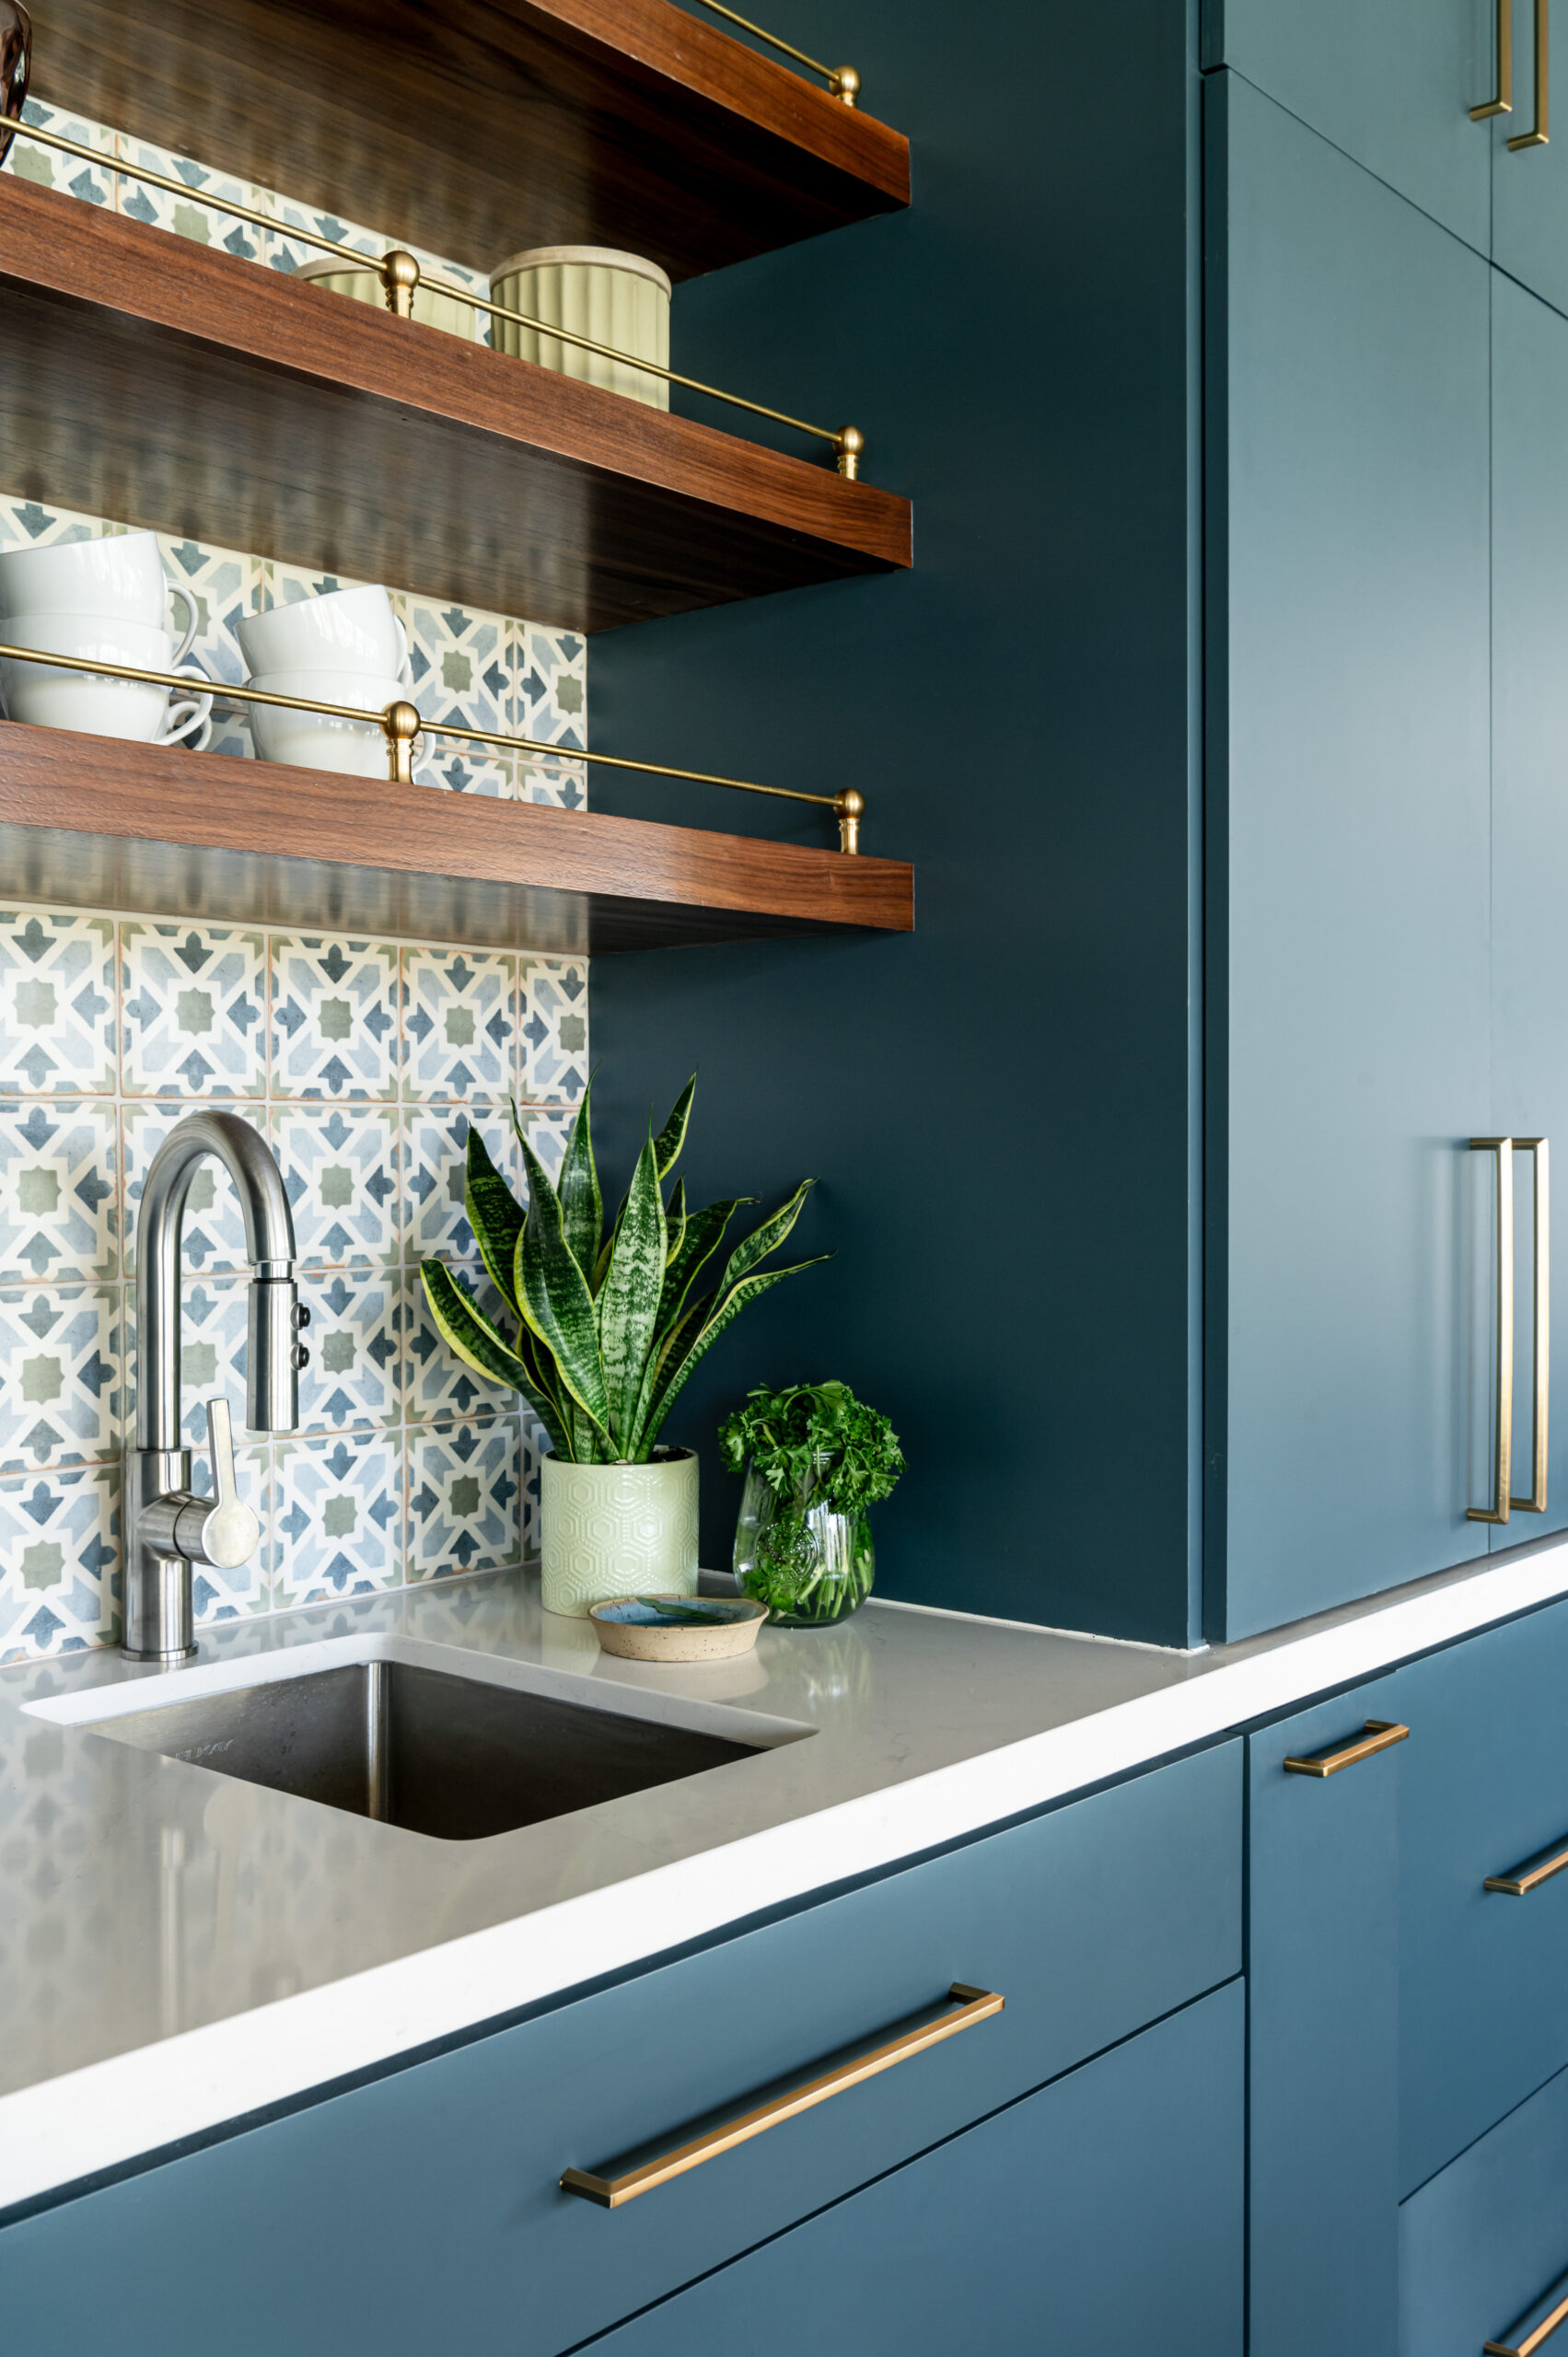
[{"left": 732, "top": 1457, "right": 875, "bottom": 1628}]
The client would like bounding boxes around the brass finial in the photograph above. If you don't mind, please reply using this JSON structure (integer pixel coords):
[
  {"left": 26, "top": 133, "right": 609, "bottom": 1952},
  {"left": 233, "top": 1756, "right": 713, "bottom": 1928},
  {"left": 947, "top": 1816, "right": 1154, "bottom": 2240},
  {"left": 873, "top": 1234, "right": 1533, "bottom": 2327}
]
[
  {"left": 835, "top": 785, "right": 865, "bottom": 855},
  {"left": 383, "top": 700, "right": 423, "bottom": 783},
  {"left": 835, "top": 424, "right": 865, "bottom": 481},
  {"left": 830, "top": 64, "right": 860, "bottom": 106},
  {"left": 380, "top": 249, "right": 422, "bottom": 319}
]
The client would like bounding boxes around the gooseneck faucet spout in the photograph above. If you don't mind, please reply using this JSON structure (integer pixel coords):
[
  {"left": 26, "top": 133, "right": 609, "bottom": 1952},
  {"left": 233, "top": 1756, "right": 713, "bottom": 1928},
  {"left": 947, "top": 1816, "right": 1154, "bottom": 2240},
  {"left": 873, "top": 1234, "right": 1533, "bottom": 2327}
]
[{"left": 124, "top": 1111, "right": 308, "bottom": 1663}]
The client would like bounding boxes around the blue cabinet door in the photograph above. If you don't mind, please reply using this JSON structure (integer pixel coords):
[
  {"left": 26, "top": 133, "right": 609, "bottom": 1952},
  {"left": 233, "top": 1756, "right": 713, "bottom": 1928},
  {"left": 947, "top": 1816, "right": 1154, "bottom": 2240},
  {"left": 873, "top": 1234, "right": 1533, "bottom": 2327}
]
[
  {"left": 1490, "top": 272, "right": 1568, "bottom": 1550},
  {"left": 1202, "top": 0, "right": 1490, "bottom": 251},
  {"left": 1248, "top": 1683, "right": 1404, "bottom": 2357},
  {"left": 585, "top": 1981, "right": 1244, "bottom": 2357},
  {"left": 1206, "top": 73, "right": 1493, "bottom": 1639}
]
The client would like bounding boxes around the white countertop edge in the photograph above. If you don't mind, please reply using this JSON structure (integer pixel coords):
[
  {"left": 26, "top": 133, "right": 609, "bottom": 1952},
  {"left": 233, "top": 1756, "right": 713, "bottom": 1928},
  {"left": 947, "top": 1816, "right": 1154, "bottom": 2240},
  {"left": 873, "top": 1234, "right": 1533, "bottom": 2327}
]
[{"left": 5, "top": 1537, "right": 1564, "bottom": 2214}]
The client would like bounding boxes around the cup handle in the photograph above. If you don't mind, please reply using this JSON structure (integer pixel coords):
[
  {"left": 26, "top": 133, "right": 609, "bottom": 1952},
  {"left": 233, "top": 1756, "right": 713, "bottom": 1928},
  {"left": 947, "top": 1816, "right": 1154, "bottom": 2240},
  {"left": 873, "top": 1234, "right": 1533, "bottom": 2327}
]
[
  {"left": 158, "top": 685, "right": 214, "bottom": 749},
  {"left": 166, "top": 583, "right": 199, "bottom": 668},
  {"left": 395, "top": 614, "right": 412, "bottom": 689}
]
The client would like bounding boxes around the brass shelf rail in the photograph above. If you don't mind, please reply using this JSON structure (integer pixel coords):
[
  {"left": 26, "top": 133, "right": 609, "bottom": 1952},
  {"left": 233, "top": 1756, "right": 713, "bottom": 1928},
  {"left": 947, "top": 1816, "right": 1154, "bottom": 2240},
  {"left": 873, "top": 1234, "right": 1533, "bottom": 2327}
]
[
  {"left": 0, "top": 642, "right": 866, "bottom": 853},
  {"left": 688, "top": 1, "right": 862, "bottom": 106},
  {"left": 9, "top": 115, "right": 867, "bottom": 480}
]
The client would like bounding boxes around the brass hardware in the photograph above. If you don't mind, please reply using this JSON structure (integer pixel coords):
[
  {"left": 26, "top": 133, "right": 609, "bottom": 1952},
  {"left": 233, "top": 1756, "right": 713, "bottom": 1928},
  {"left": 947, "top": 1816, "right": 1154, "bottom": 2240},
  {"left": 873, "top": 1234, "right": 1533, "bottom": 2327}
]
[
  {"left": 381, "top": 698, "right": 423, "bottom": 784},
  {"left": 1486, "top": 1836, "right": 1568, "bottom": 1896},
  {"left": 1472, "top": 1137, "right": 1517, "bottom": 1524},
  {"left": 1509, "top": 0, "right": 1551, "bottom": 145},
  {"left": 1476, "top": 0, "right": 1516, "bottom": 116},
  {"left": 1514, "top": 1138, "right": 1550, "bottom": 1513},
  {"left": 15, "top": 118, "right": 866, "bottom": 476},
  {"left": 690, "top": 1, "right": 861, "bottom": 102},
  {"left": 0, "top": 1, "right": 30, "bottom": 171},
  {"left": 1486, "top": 2269, "right": 1568, "bottom": 2357},
  {"left": 0, "top": 642, "right": 865, "bottom": 849},
  {"left": 560, "top": 1983, "right": 1004, "bottom": 2209},
  {"left": 379, "top": 250, "right": 421, "bottom": 319},
  {"left": 1282, "top": 1719, "right": 1411, "bottom": 1778}
]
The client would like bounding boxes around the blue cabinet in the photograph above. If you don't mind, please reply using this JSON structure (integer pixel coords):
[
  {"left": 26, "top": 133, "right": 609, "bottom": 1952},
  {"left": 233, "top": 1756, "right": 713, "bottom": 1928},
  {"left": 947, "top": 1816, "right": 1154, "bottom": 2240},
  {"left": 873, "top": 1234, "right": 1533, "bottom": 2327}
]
[
  {"left": 1204, "top": 71, "right": 1493, "bottom": 1640},
  {"left": 1247, "top": 1682, "right": 1404, "bottom": 2357},
  {"left": 1401, "top": 2050, "right": 1568, "bottom": 2357},
  {"left": 1202, "top": 0, "right": 1490, "bottom": 251},
  {"left": 586, "top": 1981, "right": 1245, "bottom": 2357}
]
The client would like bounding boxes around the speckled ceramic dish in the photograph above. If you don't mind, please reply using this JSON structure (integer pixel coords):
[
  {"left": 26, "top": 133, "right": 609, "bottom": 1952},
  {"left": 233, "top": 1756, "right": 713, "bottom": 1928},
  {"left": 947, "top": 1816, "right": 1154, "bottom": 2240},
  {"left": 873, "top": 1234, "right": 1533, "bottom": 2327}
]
[{"left": 587, "top": 1594, "right": 768, "bottom": 1664}]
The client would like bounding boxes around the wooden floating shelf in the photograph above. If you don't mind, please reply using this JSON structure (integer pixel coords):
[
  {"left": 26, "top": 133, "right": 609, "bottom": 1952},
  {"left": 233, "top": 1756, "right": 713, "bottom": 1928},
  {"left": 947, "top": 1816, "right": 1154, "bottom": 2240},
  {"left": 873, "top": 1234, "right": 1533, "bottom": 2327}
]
[
  {"left": 24, "top": 0, "right": 911, "bottom": 282},
  {"left": 0, "top": 723, "right": 915, "bottom": 953},
  {"left": 0, "top": 179, "right": 911, "bottom": 633}
]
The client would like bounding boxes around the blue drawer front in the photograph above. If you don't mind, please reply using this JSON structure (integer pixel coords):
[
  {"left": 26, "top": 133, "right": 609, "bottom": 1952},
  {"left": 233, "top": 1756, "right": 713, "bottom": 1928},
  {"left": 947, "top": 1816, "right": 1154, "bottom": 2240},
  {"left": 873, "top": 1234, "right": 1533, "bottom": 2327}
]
[
  {"left": 586, "top": 1980, "right": 1245, "bottom": 2357},
  {"left": 0, "top": 1742, "right": 1241, "bottom": 2357},
  {"left": 1400, "top": 1596, "right": 1568, "bottom": 2191},
  {"left": 1400, "top": 2053, "right": 1568, "bottom": 2357}
]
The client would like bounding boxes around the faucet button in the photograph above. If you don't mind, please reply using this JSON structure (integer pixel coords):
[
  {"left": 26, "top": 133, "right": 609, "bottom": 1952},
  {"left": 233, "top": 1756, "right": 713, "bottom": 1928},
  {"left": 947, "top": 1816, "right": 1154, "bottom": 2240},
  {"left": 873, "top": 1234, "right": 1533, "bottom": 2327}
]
[
  {"left": 293, "top": 1304, "right": 311, "bottom": 1330},
  {"left": 291, "top": 1342, "right": 311, "bottom": 1371}
]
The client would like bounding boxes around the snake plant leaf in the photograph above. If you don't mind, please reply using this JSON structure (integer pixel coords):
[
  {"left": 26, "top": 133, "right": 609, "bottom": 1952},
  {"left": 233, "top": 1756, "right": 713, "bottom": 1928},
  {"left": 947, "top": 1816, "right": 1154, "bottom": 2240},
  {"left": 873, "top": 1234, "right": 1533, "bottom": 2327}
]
[
  {"left": 714, "top": 1178, "right": 817, "bottom": 1299},
  {"left": 464, "top": 1124, "right": 524, "bottom": 1313},
  {"left": 515, "top": 1134, "right": 611, "bottom": 1436},
  {"left": 636, "top": 1257, "right": 831, "bottom": 1449},
  {"left": 555, "top": 1086, "right": 602, "bottom": 1295},
  {"left": 597, "top": 1131, "right": 667, "bottom": 1449},
  {"left": 665, "top": 1177, "right": 687, "bottom": 1270},
  {"left": 420, "top": 1260, "right": 569, "bottom": 1457},
  {"left": 652, "top": 1074, "right": 696, "bottom": 1180},
  {"left": 655, "top": 1195, "right": 747, "bottom": 1341}
]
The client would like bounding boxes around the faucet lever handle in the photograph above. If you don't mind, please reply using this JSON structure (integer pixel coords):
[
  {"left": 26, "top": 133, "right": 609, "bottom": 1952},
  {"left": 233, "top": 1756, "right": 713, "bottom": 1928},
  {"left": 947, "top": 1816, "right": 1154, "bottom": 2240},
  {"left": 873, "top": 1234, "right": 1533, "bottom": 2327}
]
[{"left": 180, "top": 1396, "right": 260, "bottom": 1573}]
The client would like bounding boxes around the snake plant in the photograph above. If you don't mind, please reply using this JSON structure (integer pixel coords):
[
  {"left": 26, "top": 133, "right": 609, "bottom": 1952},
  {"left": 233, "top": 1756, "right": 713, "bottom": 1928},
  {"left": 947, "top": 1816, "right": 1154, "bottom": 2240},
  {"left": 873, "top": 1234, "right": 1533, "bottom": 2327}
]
[{"left": 420, "top": 1077, "right": 829, "bottom": 1464}]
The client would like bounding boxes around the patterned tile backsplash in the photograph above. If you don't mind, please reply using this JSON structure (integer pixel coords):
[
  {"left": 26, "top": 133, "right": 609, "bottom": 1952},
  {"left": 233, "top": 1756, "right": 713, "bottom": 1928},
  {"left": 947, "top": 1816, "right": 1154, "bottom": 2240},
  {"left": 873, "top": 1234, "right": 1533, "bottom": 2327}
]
[{"left": 0, "top": 104, "right": 596, "bottom": 1660}]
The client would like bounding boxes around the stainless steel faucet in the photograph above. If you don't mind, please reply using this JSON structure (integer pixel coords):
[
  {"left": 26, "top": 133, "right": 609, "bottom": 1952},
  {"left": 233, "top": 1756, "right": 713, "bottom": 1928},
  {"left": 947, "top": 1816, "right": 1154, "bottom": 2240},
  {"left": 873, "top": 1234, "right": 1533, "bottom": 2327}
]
[{"left": 123, "top": 1111, "right": 308, "bottom": 1662}]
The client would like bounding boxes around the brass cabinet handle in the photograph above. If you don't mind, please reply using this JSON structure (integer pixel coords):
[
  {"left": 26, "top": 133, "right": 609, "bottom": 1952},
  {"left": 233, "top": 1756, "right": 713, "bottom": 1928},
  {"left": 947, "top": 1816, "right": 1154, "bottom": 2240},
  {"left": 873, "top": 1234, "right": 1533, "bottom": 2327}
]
[
  {"left": 1475, "top": 0, "right": 1516, "bottom": 115},
  {"left": 1486, "top": 1837, "right": 1568, "bottom": 1896},
  {"left": 561, "top": 1983, "right": 1005, "bottom": 2209},
  {"left": 1283, "top": 1719, "right": 1411, "bottom": 1778},
  {"left": 1469, "top": 1137, "right": 1550, "bottom": 1524},
  {"left": 1486, "top": 2267, "right": 1568, "bottom": 2355},
  {"left": 1509, "top": 0, "right": 1551, "bottom": 146}
]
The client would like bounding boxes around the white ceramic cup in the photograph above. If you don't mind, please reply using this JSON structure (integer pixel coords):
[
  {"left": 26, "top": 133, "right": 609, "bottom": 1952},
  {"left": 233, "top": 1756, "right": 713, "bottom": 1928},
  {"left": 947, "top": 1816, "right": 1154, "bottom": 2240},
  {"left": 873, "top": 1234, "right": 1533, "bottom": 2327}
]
[
  {"left": 248, "top": 668, "right": 409, "bottom": 775},
  {"left": 237, "top": 585, "right": 410, "bottom": 684},
  {"left": 0, "top": 614, "right": 213, "bottom": 747},
  {"left": 0, "top": 529, "right": 197, "bottom": 661}
]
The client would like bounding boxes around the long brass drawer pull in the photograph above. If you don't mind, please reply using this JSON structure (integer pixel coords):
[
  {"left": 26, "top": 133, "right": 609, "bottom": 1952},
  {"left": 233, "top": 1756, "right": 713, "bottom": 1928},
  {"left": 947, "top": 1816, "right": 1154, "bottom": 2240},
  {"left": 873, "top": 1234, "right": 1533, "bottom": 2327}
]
[
  {"left": 1515, "top": 1138, "right": 1551, "bottom": 1515},
  {"left": 1486, "top": 1837, "right": 1568, "bottom": 1896},
  {"left": 1508, "top": 0, "right": 1551, "bottom": 146},
  {"left": 1283, "top": 1720, "right": 1410, "bottom": 1778},
  {"left": 560, "top": 1983, "right": 1005, "bottom": 2210},
  {"left": 1475, "top": 0, "right": 1516, "bottom": 115},
  {"left": 1486, "top": 2266, "right": 1568, "bottom": 2355},
  {"left": 1472, "top": 1138, "right": 1518, "bottom": 1523}
]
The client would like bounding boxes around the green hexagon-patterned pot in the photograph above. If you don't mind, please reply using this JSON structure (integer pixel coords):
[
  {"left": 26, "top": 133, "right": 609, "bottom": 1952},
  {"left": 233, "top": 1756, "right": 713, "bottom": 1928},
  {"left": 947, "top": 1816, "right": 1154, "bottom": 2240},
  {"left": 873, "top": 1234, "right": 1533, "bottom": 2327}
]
[{"left": 540, "top": 1447, "right": 700, "bottom": 1618}]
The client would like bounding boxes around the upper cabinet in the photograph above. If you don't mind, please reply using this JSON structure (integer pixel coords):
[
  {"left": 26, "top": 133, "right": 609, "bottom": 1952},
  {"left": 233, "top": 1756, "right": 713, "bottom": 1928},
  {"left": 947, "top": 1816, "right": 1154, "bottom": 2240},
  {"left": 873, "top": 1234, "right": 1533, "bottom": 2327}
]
[{"left": 1201, "top": 0, "right": 1491, "bottom": 251}]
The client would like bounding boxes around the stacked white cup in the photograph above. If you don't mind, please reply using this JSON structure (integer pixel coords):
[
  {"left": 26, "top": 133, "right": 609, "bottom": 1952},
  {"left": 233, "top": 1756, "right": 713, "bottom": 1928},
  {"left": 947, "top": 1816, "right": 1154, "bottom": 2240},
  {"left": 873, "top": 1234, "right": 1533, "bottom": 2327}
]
[
  {"left": 238, "top": 586, "right": 413, "bottom": 777},
  {"left": 0, "top": 531, "right": 214, "bottom": 748}
]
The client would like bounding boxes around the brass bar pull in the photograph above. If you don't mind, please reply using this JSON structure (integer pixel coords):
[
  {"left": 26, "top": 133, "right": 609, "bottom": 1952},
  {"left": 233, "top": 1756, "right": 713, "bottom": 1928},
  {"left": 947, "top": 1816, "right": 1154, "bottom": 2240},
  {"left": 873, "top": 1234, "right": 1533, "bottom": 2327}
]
[
  {"left": 1486, "top": 1836, "right": 1568, "bottom": 1896},
  {"left": 1512, "top": 1139, "right": 1551, "bottom": 1514},
  {"left": 1471, "top": 1138, "right": 1517, "bottom": 1524},
  {"left": 1475, "top": 0, "right": 1516, "bottom": 116},
  {"left": 1509, "top": 0, "right": 1551, "bottom": 145},
  {"left": 1486, "top": 2266, "right": 1568, "bottom": 2356},
  {"left": 561, "top": 1983, "right": 1005, "bottom": 2209},
  {"left": 1283, "top": 1719, "right": 1410, "bottom": 1778}
]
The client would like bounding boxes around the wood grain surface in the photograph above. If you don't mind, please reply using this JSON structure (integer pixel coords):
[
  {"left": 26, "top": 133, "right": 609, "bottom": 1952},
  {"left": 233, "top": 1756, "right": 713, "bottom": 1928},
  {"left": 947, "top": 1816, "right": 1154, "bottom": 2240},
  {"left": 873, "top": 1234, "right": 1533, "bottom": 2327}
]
[
  {"left": 0, "top": 722, "right": 914, "bottom": 951},
  {"left": 24, "top": 0, "right": 910, "bottom": 279},
  {"left": 0, "top": 178, "right": 910, "bottom": 631}
]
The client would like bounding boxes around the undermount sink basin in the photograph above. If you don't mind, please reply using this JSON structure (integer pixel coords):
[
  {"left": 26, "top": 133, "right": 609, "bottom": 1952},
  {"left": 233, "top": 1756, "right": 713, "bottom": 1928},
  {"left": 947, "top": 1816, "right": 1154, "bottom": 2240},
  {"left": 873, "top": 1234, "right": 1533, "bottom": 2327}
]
[{"left": 26, "top": 1638, "right": 807, "bottom": 1841}]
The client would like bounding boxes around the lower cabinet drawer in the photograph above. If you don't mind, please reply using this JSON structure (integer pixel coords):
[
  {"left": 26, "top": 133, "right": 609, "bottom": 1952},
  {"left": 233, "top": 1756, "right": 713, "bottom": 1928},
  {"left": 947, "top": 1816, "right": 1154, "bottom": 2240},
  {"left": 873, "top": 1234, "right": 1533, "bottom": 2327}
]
[
  {"left": 1400, "top": 1596, "right": 1568, "bottom": 2191},
  {"left": 1400, "top": 2052, "right": 1568, "bottom": 2357},
  {"left": 0, "top": 1740, "right": 1240, "bottom": 2357},
  {"left": 587, "top": 1980, "right": 1246, "bottom": 2357}
]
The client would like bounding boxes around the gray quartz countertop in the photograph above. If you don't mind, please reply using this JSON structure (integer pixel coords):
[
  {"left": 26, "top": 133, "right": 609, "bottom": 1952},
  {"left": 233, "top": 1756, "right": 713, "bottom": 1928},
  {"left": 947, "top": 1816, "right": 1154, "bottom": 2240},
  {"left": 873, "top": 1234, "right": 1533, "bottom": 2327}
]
[{"left": 5, "top": 1535, "right": 1568, "bottom": 2211}]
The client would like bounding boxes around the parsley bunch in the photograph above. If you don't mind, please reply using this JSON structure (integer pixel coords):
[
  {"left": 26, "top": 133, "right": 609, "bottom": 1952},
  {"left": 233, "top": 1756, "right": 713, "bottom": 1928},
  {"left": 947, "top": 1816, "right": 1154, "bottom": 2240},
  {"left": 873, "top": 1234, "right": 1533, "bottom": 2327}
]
[{"left": 718, "top": 1380, "right": 904, "bottom": 1516}]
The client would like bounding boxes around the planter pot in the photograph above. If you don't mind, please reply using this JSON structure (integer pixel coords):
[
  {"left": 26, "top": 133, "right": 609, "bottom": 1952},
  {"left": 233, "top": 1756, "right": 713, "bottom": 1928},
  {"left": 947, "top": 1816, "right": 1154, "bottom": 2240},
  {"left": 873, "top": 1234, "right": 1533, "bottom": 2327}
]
[
  {"left": 732, "top": 1457, "right": 875, "bottom": 1628},
  {"left": 540, "top": 1447, "right": 699, "bottom": 1619}
]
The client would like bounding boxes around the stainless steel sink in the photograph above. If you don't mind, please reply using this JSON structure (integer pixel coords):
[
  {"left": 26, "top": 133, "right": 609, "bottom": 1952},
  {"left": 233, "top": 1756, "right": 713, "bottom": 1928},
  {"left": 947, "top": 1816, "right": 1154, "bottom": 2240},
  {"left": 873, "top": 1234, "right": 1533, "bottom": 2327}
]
[{"left": 71, "top": 1656, "right": 765, "bottom": 1840}]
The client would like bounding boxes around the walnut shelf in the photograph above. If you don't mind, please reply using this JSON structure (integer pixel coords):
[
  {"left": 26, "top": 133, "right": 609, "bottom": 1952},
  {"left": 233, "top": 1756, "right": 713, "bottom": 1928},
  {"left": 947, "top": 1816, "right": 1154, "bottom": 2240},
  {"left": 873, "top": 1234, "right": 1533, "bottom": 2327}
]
[
  {"left": 25, "top": 0, "right": 911, "bottom": 281},
  {"left": 0, "top": 178, "right": 910, "bottom": 634},
  {"left": 0, "top": 724, "right": 915, "bottom": 953}
]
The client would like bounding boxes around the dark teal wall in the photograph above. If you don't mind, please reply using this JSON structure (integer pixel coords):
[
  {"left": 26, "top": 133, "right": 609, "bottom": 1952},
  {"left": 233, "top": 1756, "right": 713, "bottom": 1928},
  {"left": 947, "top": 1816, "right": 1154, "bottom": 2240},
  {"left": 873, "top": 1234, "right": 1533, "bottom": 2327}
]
[{"left": 590, "top": 0, "right": 1202, "bottom": 1643}]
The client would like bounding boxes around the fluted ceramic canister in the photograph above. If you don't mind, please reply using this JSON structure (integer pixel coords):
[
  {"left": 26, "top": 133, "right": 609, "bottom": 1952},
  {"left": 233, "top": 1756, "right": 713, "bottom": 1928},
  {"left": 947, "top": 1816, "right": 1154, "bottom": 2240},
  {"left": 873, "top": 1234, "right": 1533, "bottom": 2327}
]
[
  {"left": 540, "top": 1448, "right": 700, "bottom": 1617},
  {"left": 293, "top": 253, "right": 483, "bottom": 341},
  {"left": 489, "top": 246, "right": 672, "bottom": 409}
]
